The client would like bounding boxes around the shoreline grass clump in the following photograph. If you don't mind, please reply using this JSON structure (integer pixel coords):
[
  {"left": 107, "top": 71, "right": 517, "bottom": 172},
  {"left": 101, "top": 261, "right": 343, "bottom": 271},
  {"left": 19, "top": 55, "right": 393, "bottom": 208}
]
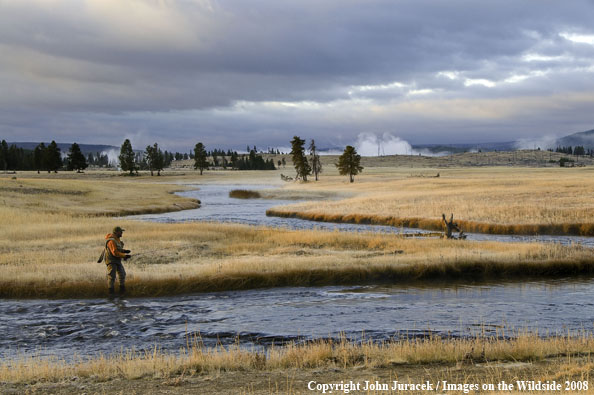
[
  {"left": 266, "top": 209, "right": 594, "bottom": 236},
  {"left": 229, "top": 189, "right": 262, "bottom": 199}
]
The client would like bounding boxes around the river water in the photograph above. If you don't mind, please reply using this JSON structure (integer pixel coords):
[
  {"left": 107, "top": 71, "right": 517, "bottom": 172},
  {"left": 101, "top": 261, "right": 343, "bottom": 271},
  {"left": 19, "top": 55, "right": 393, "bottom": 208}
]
[
  {"left": 3, "top": 279, "right": 594, "bottom": 360},
  {"left": 132, "top": 183, "right": 594, "bottom": 247},
  {"left": 3, "top": 183, "right": 594, "bottom": 361}
]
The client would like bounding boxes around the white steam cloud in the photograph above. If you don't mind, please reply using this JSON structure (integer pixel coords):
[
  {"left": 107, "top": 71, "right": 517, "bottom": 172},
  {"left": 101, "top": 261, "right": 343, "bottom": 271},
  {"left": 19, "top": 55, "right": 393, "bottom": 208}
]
[
  {"left": 355, "top": 132, "right": 414, "bottom": 156},
  {"left": 272, "top": 133, "right": 453, "bottom": 157},
  {"left": 354, "top": 133, "right": 449, "bottom": 156},
  {"left": 101, "top": 149, "right": 120, "bottom": 167}
]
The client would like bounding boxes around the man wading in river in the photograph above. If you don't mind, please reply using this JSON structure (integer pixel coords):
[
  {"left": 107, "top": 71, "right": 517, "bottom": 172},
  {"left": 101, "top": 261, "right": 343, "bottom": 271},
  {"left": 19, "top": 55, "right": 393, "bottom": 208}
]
[{"left": 98, "top": 226, "right": 131, "bottom": 296}]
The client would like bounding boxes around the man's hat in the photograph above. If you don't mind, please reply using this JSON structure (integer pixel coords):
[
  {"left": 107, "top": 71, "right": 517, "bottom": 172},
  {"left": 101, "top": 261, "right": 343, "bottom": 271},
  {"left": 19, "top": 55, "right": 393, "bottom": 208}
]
[{"left": 113, "top": 226, "right": 125, "bottom": 233}]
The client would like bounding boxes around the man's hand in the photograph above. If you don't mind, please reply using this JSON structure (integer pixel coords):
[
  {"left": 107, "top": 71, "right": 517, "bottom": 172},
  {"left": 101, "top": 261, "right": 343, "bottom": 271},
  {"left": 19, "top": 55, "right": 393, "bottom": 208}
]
[
  {"left": 124, "top": 254, "right": 132, "bottom": 261},
  {"left": 123, "top": 249, "right": 131, "bottom": 253}
]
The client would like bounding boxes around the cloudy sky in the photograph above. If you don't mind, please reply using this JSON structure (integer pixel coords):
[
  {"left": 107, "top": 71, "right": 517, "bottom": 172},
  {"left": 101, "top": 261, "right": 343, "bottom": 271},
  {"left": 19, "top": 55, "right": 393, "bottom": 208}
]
[{"left": 1, "top": 0, "right": 594, "bottom": 152}]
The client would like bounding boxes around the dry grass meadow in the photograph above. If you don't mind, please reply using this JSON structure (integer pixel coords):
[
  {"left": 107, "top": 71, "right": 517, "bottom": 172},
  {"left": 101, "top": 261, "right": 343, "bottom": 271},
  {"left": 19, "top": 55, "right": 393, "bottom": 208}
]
[
  {"left": 2, "top": 157, "right": 594, "bottom": 392},
  {"left": 1, "top": 169, "right": 594, "bottom": 298},
  {"left": 2, "top": 332, "right": 594, "bottom": 393},
  {"left": 267, "top": 166, "right": 594, "bottom": 236}
]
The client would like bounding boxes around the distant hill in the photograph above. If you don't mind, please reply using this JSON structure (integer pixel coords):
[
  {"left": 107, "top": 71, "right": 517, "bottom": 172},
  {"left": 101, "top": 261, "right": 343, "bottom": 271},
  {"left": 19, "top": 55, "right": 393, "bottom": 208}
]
[
  {"left": 557, "top": 129, "right": 594, "bottom": 149},
  {"left": 413, "top": 141, "right": 516, "bottom": 153},
  {"left": 7, "top": 142, "right": 118, "bottom": 154},
  {"left": 413, "top": 128, "right": 594, "bottom": 154}
]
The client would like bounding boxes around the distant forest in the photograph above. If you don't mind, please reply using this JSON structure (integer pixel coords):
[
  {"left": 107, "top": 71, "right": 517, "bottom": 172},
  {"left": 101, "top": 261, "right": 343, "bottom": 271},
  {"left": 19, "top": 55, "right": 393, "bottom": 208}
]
[
  {"left": 0, "top": 140, "right": 277, "bottom": 172},
  {"left": 552, "top": 145, "right": 593, "bottom": 156}
]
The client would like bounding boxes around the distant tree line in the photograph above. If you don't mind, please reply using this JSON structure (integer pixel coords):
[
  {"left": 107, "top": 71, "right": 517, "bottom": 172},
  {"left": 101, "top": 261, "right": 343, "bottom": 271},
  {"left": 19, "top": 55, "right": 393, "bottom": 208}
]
[
  {"left": 0, "top": 140, "right": 68, "bottom": 173},
  {"left": 117, "top": 140, "right": 276, "bottom": 176},
  {"left": 234, "top": 150, "right": 276, "bottom": 170},
  {"left": 0, "top": 140, "right": 36, "bottom": 171},
  {"left": 552, "top": 145, "right": 592, "bottom": 156},
  {"left": 87, "top": 152, "right": 110, "bottom": 167},
  {"left": 1, "top": 138, "right": 282, "bottom": 175}
]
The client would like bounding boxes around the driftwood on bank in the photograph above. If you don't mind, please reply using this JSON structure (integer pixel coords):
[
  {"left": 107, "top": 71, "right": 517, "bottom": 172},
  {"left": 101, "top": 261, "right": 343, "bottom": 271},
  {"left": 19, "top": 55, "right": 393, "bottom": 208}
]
[{"left": 442, "top": 213, "right": 467, "bottom": 240}]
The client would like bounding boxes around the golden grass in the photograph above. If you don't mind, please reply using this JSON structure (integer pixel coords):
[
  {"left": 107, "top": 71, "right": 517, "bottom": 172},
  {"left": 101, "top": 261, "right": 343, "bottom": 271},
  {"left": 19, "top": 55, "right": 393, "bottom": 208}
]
[
  {"left": 0, "top": 176, "right": 199, "bottom": 216},
  {"left": 267, "top": 209, "right": 594, "bottom": 236},
  {"left": 268, "top": 167, "right": 594, "bottom": 236},
  {"left": 3, "top": 169, "right": 594, "bottom": 391},
  {"left": 1, "top": 332, "right": 593, "bottom": 384},
  {"left": 1, "top": 204, "right": 593, "bottom": 298},
  {"left": 1, "top": 171, "right": 594, "bottom": 298}
]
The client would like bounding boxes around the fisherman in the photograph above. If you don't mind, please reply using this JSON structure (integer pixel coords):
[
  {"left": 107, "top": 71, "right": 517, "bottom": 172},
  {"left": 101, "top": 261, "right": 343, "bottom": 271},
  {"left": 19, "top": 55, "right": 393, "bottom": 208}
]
[{"left": 101, "top": 226, "right": 131, "bottom": 295}]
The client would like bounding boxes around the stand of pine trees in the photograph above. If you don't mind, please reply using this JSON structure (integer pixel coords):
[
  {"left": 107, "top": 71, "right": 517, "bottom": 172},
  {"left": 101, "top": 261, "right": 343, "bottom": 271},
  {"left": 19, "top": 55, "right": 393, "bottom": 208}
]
[{"left": 233, "top": 150, "right": 276, "bottom": 170}]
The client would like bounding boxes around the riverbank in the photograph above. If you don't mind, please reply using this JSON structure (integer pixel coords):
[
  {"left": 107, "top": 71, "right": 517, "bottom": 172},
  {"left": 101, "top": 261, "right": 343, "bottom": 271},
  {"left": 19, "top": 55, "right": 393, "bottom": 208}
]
[
  {"left": 2, "top": 334, "right": 593, "bottom": 393},
  {"left": 266, "top": 208, "right": 594, "bottom": 237},
  {"left": 3, "top": 168, "right": 594, "bottom": 393},
  {"left": 266, "top": 167, "right": 594, "bottom": 236},
  {"left": 2, "top": 170, "right": 594, "bottom": 299}
]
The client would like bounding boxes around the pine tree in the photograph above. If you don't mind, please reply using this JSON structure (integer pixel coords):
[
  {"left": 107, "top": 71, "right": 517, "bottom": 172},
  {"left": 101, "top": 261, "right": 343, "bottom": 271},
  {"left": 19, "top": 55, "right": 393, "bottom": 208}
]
[
  {"left": 309, "top": 139, "right": 322, "bottom": 181},
  {"left": 119, "top": 139, "right": 136, "bottom": 175},
  {"left": 46, "top": 141, "right": 62, "bottom": 173},
  {"left": 145, "top": 142, "right": 164, "bottom": 176},
  {"left": 336, "top": 145, "right": 363, "bottom": 183},
  {"left": 33, "top": 143, "right": 46, "bottom": 173},
  {"left": 0, "top": 140, "right": 8, "bottom": 172},
  {"left": 194, "top": 142, "right": 208, "bottom": 175},
  {"left": 290, "top": 136, "right": 311, "bottom": 181},
  {"left": 67, "top": 142, "right": 88, "bottom": 172},
  {"left": 230, "top": 151, "right": 239, "bottom": 168}
]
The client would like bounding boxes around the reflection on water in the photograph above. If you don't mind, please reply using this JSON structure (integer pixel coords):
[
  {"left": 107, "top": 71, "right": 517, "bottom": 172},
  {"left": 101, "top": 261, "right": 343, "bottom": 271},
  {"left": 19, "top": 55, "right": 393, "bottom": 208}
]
[
  {"left": 130, "top": 183, "right": 594, "bottom": 247},
  {"left": 2, "top": 278, "right": 594, "bottom": 360}
]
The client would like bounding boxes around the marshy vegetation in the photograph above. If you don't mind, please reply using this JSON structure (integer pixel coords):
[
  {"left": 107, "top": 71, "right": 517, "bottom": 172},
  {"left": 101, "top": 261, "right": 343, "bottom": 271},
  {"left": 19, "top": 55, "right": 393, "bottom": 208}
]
[
  {"left": 1, "top": 169, "right": 594, "bottom": 298},
  {"left": 2, "top": 332, "right": 594, "bottom": 388},
  {"left": 229, "top": 189, "right": 262, "bottom": 199},
  {"left": 2, "top": 166, "right": 594, "bottom": 391},
  {"left": 268, "top": 167, "right": 594, "bottom": 236}
]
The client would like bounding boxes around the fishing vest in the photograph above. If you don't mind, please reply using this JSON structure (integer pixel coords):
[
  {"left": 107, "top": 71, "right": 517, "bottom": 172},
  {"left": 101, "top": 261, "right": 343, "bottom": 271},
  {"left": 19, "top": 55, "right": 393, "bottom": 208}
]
[{"left": 105, "top": 237, "right": 125, "bottom": 265}]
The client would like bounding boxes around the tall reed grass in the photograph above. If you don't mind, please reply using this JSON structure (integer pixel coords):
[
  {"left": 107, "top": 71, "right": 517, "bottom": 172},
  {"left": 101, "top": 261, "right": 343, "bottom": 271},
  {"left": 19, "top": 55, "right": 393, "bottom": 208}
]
[
  {"left": 268, "top": 167, "right": 594, "bottom": 236},
  {"left": 267, "top": 209, "right": 594, "bottom": 236},
  {"left": 2, "top": 332, "right": 593, "bottom": 383}
]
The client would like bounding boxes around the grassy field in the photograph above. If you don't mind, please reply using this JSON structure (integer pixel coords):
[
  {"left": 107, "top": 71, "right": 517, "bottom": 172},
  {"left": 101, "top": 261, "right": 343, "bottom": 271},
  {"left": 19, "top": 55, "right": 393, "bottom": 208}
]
[
  {"left": 266, "top": 166, "right": 594, "bottom": 236},
  {"left": 1, "top": 170, "right": 593, "bottom": 298},
  {"left": 2, "top": 164, "right": 594, "bottom": 392}
]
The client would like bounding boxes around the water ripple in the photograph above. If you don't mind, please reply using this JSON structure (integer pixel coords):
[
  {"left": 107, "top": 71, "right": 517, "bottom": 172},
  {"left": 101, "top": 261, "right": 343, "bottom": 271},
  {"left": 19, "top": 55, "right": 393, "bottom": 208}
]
[{"left": 2, "top": 280, "right": 594, "bottom": 360}]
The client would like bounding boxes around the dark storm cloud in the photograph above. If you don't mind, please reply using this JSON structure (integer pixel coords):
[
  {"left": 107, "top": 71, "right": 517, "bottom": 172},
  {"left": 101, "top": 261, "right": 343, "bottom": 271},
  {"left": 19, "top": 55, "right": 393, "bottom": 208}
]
[{"left": 1, "top": 0, "right": 594, "bottom": 149}]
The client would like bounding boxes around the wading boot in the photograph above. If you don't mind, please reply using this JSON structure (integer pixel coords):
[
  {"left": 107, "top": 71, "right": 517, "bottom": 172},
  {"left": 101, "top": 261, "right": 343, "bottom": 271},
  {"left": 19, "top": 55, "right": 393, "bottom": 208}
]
[
  {"left": 119, "top": 284, "right": 126, "bottom": 295},
  {"left": 108, "top": 287, "right": 115, "bottom": 297}
]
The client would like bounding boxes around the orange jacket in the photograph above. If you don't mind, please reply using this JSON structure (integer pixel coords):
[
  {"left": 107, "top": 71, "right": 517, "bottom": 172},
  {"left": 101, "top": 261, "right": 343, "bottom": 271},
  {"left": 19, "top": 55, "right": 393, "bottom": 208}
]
[{"left": 105, "top": 233, "right": 127, "bottom": 259}]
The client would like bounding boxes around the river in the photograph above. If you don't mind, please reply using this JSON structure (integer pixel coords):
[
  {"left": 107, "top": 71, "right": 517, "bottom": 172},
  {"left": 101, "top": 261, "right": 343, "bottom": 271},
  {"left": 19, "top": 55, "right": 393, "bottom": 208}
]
[
  {"left": 3, "top": 182, "right": 594, "bottom": 361},
  {"left": 3, "top": 279, "right": 594, "bottom": 360},
  {"left": 131, "top": 183, "right": 594, "bottom": 247}
]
